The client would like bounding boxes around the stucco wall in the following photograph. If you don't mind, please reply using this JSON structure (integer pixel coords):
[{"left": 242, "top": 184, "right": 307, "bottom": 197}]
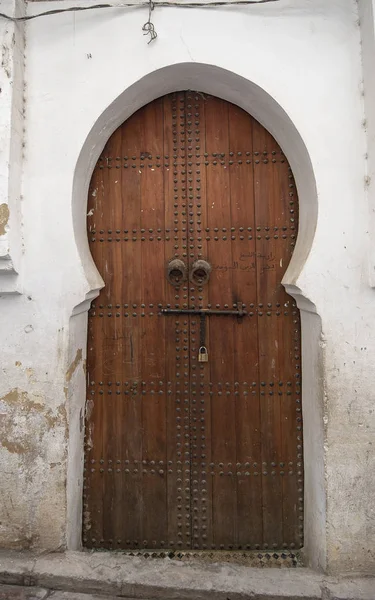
[
  {"left": 0, "top": 0, "right": 374, "bottom": 575},
  {"left": 0, "top": 0, "right": 25, "bottom": 292}
]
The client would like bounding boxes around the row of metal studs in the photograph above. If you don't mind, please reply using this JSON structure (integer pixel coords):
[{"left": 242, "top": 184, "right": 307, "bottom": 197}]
[
  {"left": 89, "top": 311, "right": 298, "bottom": 318},
  {"left": 87, "top": 459, "right": 297, "bottom": 466},
  {"left": 83, "top": 539, "right": 300, "bottom": 550},
  {"left": 89, "top": 226, "right": 295, "bottom": 233},
  {"left": 90, "top": 234, "right": 296, "bottom": 241},
  {"left": 88, "top": 380, "right": 300, "bottom": 387},
  {"left": 97, "top": 159, "right": 287, "bottom": 168},
  {"left": 91, "top": 302, "right": 296, "bottom": 308},
  {"left": 98, "top": 150, "right": 285, "bottom": 160},
  {"left": 87, "top": 468, "right": 302, "bottom": 477}
]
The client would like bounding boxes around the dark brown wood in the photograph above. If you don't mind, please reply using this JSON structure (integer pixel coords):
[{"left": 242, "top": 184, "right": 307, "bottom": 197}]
[{"left": 84, "top": 92, "right": 303, "bottom": 552}]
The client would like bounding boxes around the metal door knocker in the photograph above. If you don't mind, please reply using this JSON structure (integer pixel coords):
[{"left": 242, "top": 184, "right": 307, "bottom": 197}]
[
  {"left": 166, "top": 258, "right": 187, "bottom": 287},
  {"left": 190, "top": 259, "right": 212, "bottom": 286}
]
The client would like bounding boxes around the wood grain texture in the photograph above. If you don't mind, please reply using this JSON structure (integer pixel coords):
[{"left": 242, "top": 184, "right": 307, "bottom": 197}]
[{"left": 84, "top": 92, "right": 303, "bottom": 552}]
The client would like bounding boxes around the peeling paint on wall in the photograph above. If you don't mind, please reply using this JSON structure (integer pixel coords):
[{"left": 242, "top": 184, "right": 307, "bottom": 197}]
[
  {"left": 0, "top": 204, "right": 9, "bottom": 236},
  {"left": 0, "top": 385, "right": 68, "bottom": 551},
  {"left": 0, "top": 388, "right": 67, "bottom": 457},
  {"left": 66, "top": 349, "right": 82, "bottom": 383}
]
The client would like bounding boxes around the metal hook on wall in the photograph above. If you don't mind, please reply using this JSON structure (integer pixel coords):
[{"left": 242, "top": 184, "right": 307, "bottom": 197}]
[{"left": 142, "top": 0, "right": 157, "bottom": 43}]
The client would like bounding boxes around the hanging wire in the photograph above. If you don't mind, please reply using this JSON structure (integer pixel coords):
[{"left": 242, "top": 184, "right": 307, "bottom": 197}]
[
  {"left": 0, "top": 0, "right": 281, "bottom": 43},
  {"left": 142, "top": 0, "right": 157, "bottom": 43},
  {"left": 0, "top": 0, "right": 280, "bottom": 22}
]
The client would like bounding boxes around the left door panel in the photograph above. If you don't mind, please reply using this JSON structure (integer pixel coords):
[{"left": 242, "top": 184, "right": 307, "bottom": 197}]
[{"left": 84, "top": 94, "right": 191, "bottom": 550}]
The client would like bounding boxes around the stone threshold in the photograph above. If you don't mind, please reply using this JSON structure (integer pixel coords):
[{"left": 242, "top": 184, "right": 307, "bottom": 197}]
[{"left": 0, "top": 550, "right": 374, "bottom": 600}]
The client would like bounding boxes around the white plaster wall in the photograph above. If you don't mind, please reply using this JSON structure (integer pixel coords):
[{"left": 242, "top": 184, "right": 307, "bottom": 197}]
[
  {"left": 0, "top": 0, "right": 25, "bottom": 293},
  {"left": 0, "top": 0, "right": 374, "bottom": 575},
  {"left": 359, "top": 0, "right": 375, "bottom": 288}
]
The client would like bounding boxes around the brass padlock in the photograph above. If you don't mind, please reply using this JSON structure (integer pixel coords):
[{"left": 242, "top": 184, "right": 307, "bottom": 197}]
[{"left": 198, "top": 346, "right": 208, "bottom": 362}]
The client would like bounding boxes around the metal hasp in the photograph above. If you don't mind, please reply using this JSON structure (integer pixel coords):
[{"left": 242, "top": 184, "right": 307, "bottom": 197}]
[
  {"left": 160, "top": 303, "right": 246, "bottom": 318},
  {"left": 161, "top": 303, "right": 246, "bottom": 362}
]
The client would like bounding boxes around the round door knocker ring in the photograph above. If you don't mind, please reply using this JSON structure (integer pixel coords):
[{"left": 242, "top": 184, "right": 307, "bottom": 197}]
[
  {"left": 166, "top": 258, "right": 187, "bottom": 287},
  {"left": 190, "top": 259, "right": 212, "bottom": 286}
]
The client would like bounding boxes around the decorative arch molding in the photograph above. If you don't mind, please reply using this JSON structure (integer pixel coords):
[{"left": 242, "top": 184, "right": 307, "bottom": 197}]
[
  {"left": 72, "top": 63, "right": 318, "bottom": 308},
  {"left": 67, "top": 63, "right": 326, "bottom": 571}
]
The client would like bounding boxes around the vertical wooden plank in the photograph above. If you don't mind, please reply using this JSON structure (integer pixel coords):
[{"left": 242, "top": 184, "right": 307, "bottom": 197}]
[
  {"left": 276, "top": 166, "right": 303, "bottom": 549},
  {"left": 253, "top": 120, "right": 284, "bottom": 549},
  {"left": 138, "top": 98, "right": 168, "bottom": 547},
  {"left": 227, "top": 103, "right": 262, "bottom": 548},
  {"left": 117, "top": 109, "right": 144, "bottom": 548},
  {"left": 204, "top": 96, "right": 237, "bottom": 549},
  {"left": 163, "top": 93, "right": 191, "bottom": 550},
  {"left": 108, "top": 128, "right": 130, "bottom": 550},
  {"left": 185, "top": 90, "right": 213, "bottom": 550},
  {"left": 163, "top": 93, "right": 180, "bottom": 550},
  {"left": 101, "top": 127, "right": 123, "bottom": 549}
]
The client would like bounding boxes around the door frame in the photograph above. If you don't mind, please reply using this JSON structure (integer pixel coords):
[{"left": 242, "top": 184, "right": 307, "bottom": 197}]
[{"left": 66, "top": 63, "right": 325, "bottom": 571}]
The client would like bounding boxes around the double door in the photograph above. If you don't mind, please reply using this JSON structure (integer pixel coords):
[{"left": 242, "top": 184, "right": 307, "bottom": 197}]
[{"left": 84, "top": 91, "right": 303, "bottom": 551}]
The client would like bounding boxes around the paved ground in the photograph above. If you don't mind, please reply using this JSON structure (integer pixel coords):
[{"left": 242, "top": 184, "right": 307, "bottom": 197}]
[
  {"left": 0, "top": 586, "right": 148, "bottom": 599},
  {"left": 0, "top": 550, "right": 374, "bottom": 600},
  {"left": 1, "top": 581, "right": 375, "bottom": 600}
]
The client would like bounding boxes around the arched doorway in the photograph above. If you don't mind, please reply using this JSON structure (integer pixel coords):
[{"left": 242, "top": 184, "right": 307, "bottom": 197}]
[{"left": 83, "top": 91, "right": 303, "bottom": 552}]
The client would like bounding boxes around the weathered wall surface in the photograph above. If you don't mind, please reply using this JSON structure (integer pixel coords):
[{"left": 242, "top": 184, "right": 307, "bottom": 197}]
[
  {"left": 0, "top": 0, "right": 374, "bottom": 575},
  {"left": 0, "top": 0, "right": 25, "bottom": 293}
]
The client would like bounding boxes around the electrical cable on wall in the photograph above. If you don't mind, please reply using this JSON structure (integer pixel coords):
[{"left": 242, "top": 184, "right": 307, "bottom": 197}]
[{"left": 0, "top": 0, "right": 281, "bottom": 43}]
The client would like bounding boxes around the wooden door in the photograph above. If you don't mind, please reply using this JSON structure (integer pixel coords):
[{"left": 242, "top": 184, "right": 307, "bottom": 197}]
[{"left": 84, "top": 92, "right": 303, "bottom": 552}]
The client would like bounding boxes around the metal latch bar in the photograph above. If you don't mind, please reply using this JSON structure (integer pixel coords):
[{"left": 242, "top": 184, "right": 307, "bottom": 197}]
[{"left": 161, "top": 305, "right": 246, "bottom": 318}]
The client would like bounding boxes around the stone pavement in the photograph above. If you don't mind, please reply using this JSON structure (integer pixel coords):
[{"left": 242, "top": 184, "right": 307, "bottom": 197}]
[
  {"left": 0, "top": 550, "right": 374, "bottom": 600},
  {"left": 0, "top": 586, "right": 149, "bottom": 599}
]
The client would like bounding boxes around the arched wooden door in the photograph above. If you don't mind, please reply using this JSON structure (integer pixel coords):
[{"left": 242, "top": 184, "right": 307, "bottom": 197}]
[{"left": 84, "top": 92, "right": 303, "bottom": 552}]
